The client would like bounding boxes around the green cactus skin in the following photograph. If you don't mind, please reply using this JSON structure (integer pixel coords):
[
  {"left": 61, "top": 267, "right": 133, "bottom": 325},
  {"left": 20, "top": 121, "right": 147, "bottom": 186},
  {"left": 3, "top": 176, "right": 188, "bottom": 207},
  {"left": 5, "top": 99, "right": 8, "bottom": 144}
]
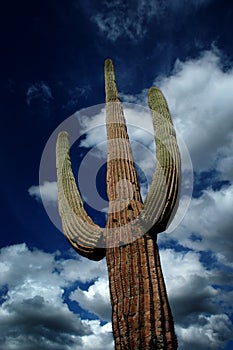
[
  {"left": 144, "top": 87, "right": 181, "bottom": 233},
  {"left": 56, "top": 131, "right": 105, "bottom": 261},
  {"left": 56, "top": 59, "right": 181, "bottom": 349}
]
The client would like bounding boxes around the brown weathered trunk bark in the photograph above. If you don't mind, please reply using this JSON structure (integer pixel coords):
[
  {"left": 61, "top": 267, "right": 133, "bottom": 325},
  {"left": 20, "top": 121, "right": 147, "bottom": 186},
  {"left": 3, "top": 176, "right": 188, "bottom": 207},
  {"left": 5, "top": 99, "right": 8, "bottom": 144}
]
[
  {"left": 105, "top": 59, "right": 177, "bottom": 349},
  {"left": 106, "top": 237, "right": 177, "bottom": 349}
]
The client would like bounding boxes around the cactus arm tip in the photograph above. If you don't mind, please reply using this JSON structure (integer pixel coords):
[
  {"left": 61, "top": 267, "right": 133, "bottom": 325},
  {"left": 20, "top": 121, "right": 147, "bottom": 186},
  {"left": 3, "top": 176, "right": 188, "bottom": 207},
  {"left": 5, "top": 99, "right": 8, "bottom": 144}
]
[{"left": 105, "top": 58, "right": 113, "bottom": 67}]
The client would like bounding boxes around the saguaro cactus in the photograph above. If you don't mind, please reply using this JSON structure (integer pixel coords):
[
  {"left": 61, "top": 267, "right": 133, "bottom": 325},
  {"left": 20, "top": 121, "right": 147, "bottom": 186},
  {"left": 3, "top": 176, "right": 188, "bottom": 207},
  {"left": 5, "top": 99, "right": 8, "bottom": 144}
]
[{"left": 56, "top": 59, "right": 181, "bottom": 349}]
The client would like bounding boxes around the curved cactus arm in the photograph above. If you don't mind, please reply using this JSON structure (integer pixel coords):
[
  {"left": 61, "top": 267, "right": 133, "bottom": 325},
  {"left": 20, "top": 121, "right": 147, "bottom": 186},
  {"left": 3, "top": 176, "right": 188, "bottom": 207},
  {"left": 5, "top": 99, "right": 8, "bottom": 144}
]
[
  {"left": 142, "top": 87, "right": 181, "bottom": 234},
  {"left": 56, "top": 131, "right": 106, "bottom": 261}
]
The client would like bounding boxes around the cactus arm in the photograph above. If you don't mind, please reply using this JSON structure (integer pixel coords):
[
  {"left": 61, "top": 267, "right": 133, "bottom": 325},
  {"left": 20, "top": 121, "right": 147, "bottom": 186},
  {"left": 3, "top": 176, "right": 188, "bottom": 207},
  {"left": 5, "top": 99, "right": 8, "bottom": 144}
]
[
  {"left": 56, "top": 131, "right": 105, "bottom": 261},
  {"left": 142, "top": 87, "right": 181, "bottom": 233}
]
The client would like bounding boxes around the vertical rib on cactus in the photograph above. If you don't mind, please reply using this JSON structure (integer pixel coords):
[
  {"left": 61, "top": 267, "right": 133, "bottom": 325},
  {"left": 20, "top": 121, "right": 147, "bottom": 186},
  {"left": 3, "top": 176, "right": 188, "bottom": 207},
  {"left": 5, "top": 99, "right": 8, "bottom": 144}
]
[
  {"left": 142, "top": 87, "right": 181, "bottom": 233},
  {"left": 56, "top": 59, "right": 181, "bottom": 349},
  {"left": 104, "top": 59, "right": 179, "bottom": 349},
  {"left": 56, "top": 131, "right": 105, "bottom": 261},
  {"left": 105, "top": 58, "right": 143, "bottom": 247}
]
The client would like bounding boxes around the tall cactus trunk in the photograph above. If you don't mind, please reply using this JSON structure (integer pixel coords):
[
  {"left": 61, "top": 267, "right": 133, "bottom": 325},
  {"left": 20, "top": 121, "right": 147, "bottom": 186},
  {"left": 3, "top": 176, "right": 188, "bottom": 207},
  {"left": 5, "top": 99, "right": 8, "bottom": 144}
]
[
  {"left": 107, "top": 238, "right": 177, "bottom": 349},
  {"left": 56, "top": 59, "right": 180, "bottom": 350},
  {"left": 105, "top": 59, "right": 177, "bottom": 349}
]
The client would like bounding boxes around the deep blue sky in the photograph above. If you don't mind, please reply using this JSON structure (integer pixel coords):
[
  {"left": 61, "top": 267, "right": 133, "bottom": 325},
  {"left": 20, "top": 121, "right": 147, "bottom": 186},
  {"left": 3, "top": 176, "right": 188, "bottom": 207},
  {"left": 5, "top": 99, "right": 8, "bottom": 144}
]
[
  {"left": 1, "top": 1, "right": 233, "bottom": 349},
  {"left": 1, "top": 0, "right": 232, "bottom": 250}
]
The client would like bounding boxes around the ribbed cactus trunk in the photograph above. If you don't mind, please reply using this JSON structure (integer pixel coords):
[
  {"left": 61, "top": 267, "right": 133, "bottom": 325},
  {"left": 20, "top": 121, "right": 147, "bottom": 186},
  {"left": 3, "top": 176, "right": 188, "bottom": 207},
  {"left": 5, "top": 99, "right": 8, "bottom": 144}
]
[
  {"left": 105, "top": 59, "right": 177, "bottom": 349},
  {"left": 56, "top": 59, "right": 180, "bottom": 349}
]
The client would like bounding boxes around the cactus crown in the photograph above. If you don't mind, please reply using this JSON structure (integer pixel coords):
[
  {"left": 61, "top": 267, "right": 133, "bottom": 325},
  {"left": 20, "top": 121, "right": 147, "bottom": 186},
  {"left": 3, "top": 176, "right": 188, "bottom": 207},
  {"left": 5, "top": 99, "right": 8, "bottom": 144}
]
[{"left": 56, "top": 59, "right": 181, "bottom": 258}]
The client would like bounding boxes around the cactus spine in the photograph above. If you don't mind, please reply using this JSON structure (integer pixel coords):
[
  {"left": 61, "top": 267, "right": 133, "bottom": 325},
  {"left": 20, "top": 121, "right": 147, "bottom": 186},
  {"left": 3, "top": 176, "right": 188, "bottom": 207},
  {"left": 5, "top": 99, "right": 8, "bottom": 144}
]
[{"left": 56, "top": 59, "right": 180, "bottom": 349}]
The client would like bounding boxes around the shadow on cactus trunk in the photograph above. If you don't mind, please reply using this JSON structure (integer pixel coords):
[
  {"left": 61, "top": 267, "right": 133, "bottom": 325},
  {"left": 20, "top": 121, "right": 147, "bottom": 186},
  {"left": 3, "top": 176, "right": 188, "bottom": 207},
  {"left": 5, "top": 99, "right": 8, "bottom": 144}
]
[{"left": 56, "top": 59, "right": 181, "bottom": 349}]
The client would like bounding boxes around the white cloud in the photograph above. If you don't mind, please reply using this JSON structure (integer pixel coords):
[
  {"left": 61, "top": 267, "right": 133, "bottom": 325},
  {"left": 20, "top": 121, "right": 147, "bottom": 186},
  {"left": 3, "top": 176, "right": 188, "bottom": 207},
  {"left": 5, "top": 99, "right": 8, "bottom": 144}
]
[
  {"left": 157, "top": 49, "right": 233, "bottom": 176},
  {"left": 119, "top": 89, "right": 148, "bottom": 105},
  {"left": 0, "top": 244, "right": 113, "bottom": 350},
  {"left": 120, "top": 48, "right": 233, "bottom": 347},
  {"left": 176, "top": 314, "right": 233, "bottom": 350},
  {"left": 0, "top": 244, "right": 87, "bottom": 349},
  {"left": 74, "top": 51, "right": 233, "bottom": 216},
  {"left": 28, "top": 181, "right": 58, "bottom": 206},
  {"left": 0, "top": 238, "right": 232, "bottom": 350},
  {"left": 58, "top": 254, "right": 108, "bottom": 284},
  {"left": 160, "top": 249, "right": 217, "bottom": 319},
  {"left": 217, "top": 155, "right": 233, "bottom": 182},
  {"left": 159, "top": 248, "right": 233, "bottom": 349},
  {"left": 70, "top": 277, "right": 111, "bottom": 322},
  {"left": 161, "top": 183, "right": 233, "bottom": 264},
  {"left": 26, "top": 81, "right": 53, "bottom": 105},
  {"left": 81, "top": 320, "right": 114, "bottom": 350},
  {"left": 78, "top": 107, "right": 107, "bottom": 149}
]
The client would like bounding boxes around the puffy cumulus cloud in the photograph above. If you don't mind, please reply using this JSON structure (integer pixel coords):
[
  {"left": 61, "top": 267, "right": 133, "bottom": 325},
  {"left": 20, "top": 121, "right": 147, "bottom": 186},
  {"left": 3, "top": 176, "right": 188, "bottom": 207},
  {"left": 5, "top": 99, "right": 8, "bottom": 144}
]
[
  {"left": 161, "top": 183, "right": 233, "bottom": 264},
  {"left": 217, "top": 155, "right": 233, "bottom": 182},
  {"left": 1, "top": 239, "right": 232, "bottom": 349},
  {"left": 70, "top": 277, "right": 111, "bottom": 322},
  {"left": 157, "top": 49, "right": 233, "bottom": 175},
  {"left": 0, "top": 243, "right": 61, "bottom": 296},
  {"left": 26, "top": 81, "right": 53, "bottom": 106},
  {"left": 176, "top": 314, "right": 233, "bottom": 350},
  {"left": 77, "top": 107, "right": 107, "bottom": 149},
  {"left": 81, "top": 320, "right": 114, "bottom": 350},
  {"left": 160, "top": 249, "right": 218, "bottom": 320},
  {"left": 158, "top": 179, "right": 233, "bottom": 348},
  {"left": 28, "top": 181, "right": 58, "bottom": 206},
  {"left": 58, "top": 254, "right": 108, "bottom": 284},
  {"left": 119, "top": 89, "right": 148, "bottom": 106},
  {"left": 159, "top": 248, "right": 233, "bottom": 349},
  {"left": 0, "top": 295, "right": 87, "bottom": 350},
  {"left": 0, "top": 244, "right": 113, "bottom": 350},
  {"left": 153, "top": 48, "right": 233, "bottom": 348}
]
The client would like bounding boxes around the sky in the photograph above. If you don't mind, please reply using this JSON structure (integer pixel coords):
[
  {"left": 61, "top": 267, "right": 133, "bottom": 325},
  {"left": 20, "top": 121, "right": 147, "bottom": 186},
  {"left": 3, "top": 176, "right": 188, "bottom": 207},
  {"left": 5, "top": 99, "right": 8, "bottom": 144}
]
[{"left": 1, "top": 0, "right": 233, "bottom": 349}]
